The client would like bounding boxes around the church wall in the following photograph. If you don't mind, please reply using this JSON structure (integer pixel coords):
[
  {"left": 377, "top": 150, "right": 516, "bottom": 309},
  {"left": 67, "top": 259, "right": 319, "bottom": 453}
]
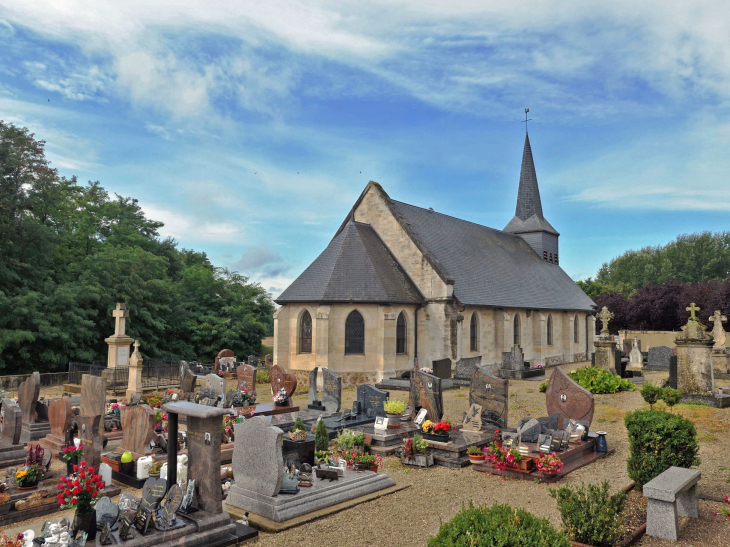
[{"left": 353, "top": 186, "right": 451, "bottom": 300}]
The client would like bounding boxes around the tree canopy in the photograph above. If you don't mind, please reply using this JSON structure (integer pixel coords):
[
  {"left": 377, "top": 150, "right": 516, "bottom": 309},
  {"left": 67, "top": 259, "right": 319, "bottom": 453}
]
[{"left": 0, "top": 121, "right": 274, "bottom": 373}]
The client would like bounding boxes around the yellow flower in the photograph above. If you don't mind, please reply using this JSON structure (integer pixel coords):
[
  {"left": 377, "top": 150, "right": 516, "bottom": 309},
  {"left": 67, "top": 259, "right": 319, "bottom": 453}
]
[
  {"left": 422, "top": 420, "right": 433, "bottom": 433},
  {"left": 15, "top": 470, "right": 27, "bottom": 479}
]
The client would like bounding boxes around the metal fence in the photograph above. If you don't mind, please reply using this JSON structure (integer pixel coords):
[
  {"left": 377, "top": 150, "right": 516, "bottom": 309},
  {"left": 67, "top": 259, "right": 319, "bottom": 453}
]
[{"left": 68, "top": 360, "right": 181, "bottom": 395}]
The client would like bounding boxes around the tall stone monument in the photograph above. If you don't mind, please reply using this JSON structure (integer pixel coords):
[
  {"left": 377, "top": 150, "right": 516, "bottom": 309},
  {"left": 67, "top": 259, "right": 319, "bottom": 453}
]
[
  {"left": 126, "top": 341, "right": 144, "bottom": 401},
  {"left": 105, "top": 303, "right": 134, "bottom": 368},
  {"left": 709, "top": 310, "right": 729, "bottom": 375},
  {"left": 594, "top": 307, "right": 617, "bottom": 373},
  {"left": 627, "top": 338, "right": 643, "bottom": 371},
  {"left": 676, "top": 303, "right": 715, "bottom": 395},
  {"left": 0, "top": 399, "right": 26, "bottom": 466},
  {"left": 19, "top": 372, "right": 51, "bottom": 442}
]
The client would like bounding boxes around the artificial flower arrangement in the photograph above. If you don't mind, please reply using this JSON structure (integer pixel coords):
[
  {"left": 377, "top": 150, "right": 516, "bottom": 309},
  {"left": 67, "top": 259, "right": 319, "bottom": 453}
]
[
  {"left": 239, "top": 388, "right": 256, "bottom": 406},
  {"left": 402, "top": 434, "right": 428, "bottom": 457},
  {"left": 419, "top": 367, "right": 433, "bottom": 374},
  {"left": 223, "top": 415, "right": 246, "bottom": 442},
  {"left": 104, "top": 402, "right": 124, "bottom": 417},
  {"left": 422, "top": 420, "right": 453, "bottom": 436},
  {"left": 0, "top": 531, "right": 25, "bottom": 547},
  {"left": 272, "top": 387, "right": 288, "bottom": 404},
  {"left": 154, "top": 409, "right": 169, "bottom": 431},
  {"left": 343, "top": 450, "right": 383, "bottom": 470},
  {"left": 534, "top": 363, "right": 544, "bottom": 369},
  {"left": 62, "top": 443, "right": 84, "bottom": 462},
  {"left": 16, "top": 445, "right": 45, "bottom": 487},
  {"left": 56, "top": 461, "right": 104, "bottom": 513},
  {"left": 145, "top": 393, "right": 164, "bottom": 408},
  {"left": 535, "top": 452, "right": 564, "bottom": 475},
  {"left": 484, "top": 442, "right": 523, "bottom": 471}
]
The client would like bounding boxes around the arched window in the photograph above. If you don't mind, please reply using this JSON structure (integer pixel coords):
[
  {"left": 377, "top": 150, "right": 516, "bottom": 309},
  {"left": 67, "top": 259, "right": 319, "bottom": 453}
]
[
  {"left": 470, "top": 313, "right": 478, "bottom": 351},
  {"left": 513, "top": 313, "right": 521, "bottom": 346},
  {"left": 396, "top": 312, "right": 407, "bottom": 354},
  {"left": 300, "top": 310, "right": 312, "bottom": 353},
  {"left": 547, "top": 315, "right": 553, "bottom": 346},
  {"left": 345, "top": 310, "right": 365, "bottom": 354},
  {"left": 574, "top": 314, "right": 579, "bottom": 343}
]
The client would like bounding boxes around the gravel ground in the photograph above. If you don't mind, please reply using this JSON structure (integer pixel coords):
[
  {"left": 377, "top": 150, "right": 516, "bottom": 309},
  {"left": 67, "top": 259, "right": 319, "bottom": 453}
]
[{"left": 10, "top": 363, "right": 729, "bottom": 546}]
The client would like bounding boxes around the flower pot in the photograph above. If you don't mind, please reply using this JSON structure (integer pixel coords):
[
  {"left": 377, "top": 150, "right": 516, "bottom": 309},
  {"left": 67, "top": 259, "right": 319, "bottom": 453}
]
[
  {"left": 541, "top": 470, "right": 558, "bottom": 477},
  {"left": 17, "top": 479, "right": 39, "bottom": 490},
  {"left": 148, "top": 473, "right": 160, "bottom": 479},
  {"left": 275, "top": 401, "right": 287, "bottom": 407},
  {"left": 386, "top": 414, "right": 401, "bottom": 428},
  {"left": 468, "top": 454, "right": 486, "bottom": 462},
  {"left": 494, "top": 441, "right": 503, "bottom": 450},
  {"left": 73, "top": 510, "right": 97, "bottom": 540},
  {"left": 119, "top": 461, "right": 134, "bottom": 476},
  {"left": 514, "top": 458, "right": 534, "bottom": 472},
  {"left": 0, "top": 502, "right": 12, "bottom": 515},
  {"left": 422, "top": 432, "right": 450, "bottom": 442},
  {"left": 367, "top": 465, "right": 378, "bottom": 473}
]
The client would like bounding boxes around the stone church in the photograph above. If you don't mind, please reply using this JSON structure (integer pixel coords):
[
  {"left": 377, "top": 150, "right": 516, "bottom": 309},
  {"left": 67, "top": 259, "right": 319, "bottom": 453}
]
[{"left": 274, "top": 135, "right": 596, "bottom": 384}]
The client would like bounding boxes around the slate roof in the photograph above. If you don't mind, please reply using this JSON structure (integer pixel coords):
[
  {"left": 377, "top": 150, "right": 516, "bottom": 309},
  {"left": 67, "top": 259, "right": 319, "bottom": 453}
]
[
  {"left": 275, "top": 221, "right": 423, "bottom": 304},
  {"left": 388, "top": 199, "right": 594, "bottom": 310},
  {"left": 503, "top": 134, "right": 559, "bottom": 236}
]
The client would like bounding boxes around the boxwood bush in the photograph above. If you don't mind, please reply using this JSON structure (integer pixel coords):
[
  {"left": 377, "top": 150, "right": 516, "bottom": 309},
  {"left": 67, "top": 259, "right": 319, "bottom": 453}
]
[
  {"left": 427, "top": 502, "right": 570, "bottom": 547},
  {"left": 624, "top": 409, "right": 700, "bottom": 487},
  {"left": 568, "top": 366, "right": 635, "bottom": 394}
]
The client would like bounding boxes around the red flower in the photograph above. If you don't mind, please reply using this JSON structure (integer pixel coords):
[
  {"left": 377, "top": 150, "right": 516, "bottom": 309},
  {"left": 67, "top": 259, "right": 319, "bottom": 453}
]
[
  {"left": 73, "top": 465, "right": 78, "bottom": 472},
  {"left": 88, "top": 467, "right": 94, "bottom": 474},
  {"left": 79, "top": 472, "right": 86, "bottom": 479},
  {"left": 57, "top": 493, "right": 65, "bottom": 499},
  {"left": 93, "top": 475, "right": 100, "bottom": 482},
  {"left": 97, "top": 481, "right": 105, "bottom": 489},
  {"left": 92, "top": 491, "right": 98, "bottom": 498},
  {"left": 71, "top": 497, "right": 78, "bottom": 505},
  {"left": 57, "top": 483, "right": 63, "bottom": 489},
  {"left": 80, "top": 461, "right": 87, "bottom": 467},
  {"left": 64, "top": 489, "right": 71, "bottom": 496},
  {"left": 58, "top": 500, "right": 65, "bottom": 505},
  {"left": 85, "top": 486, "right": 93, "bottom": 493}
]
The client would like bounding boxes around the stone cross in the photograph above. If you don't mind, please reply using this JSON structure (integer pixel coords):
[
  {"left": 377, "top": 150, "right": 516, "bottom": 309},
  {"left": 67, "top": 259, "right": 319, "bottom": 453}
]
[
  {"left": 597, "top": 306, "right": 614, "bottom": 337},
  {"left": 709, "top": 310, "right": 727, "bottom": 348},
  {"left": 686, "top": 303, "right": 700, "bottom": 321},
  {"left": 113, "top": 303, "right": 129, "bottom": 337}
]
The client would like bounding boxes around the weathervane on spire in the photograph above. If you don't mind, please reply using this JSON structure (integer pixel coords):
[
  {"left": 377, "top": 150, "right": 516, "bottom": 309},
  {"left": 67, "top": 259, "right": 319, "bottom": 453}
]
[{"left": 521, "top": 108, "right": 532, "bottom": 134}]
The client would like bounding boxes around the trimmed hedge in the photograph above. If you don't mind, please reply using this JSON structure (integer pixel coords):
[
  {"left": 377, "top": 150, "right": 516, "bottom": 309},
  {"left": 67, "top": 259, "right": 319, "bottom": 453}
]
[
  {"left": 624, "top": 409, "right": 700, "bottom": 487},
  {"left": 427, "top": 502, "right": 571, "bottom": 547}
]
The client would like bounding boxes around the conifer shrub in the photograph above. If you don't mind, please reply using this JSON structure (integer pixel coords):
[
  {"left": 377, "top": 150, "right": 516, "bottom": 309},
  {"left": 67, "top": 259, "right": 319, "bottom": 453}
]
[
  {"left": 549, "top": 481, "right": 626, "bottom": 547},
  {"left": 292, "top": 417, "right": 305, "bottom": 432},
  {"left": 660, "top": 387, "right": 682, "bottom": 409},
  {"left": 427, "top": 503, "right": 570, "bottom": 547},
  {"left": 314, "top": 419, "right": 330, "bottom": 452},
  {"left": 624, "top": 409, "right": 699, "bottom": 487}
]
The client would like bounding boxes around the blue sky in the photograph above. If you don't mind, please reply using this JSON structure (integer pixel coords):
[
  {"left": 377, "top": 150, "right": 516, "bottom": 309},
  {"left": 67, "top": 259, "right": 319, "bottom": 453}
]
[{"left": 2, "top": 2, "right": 730, "bottom": 298}]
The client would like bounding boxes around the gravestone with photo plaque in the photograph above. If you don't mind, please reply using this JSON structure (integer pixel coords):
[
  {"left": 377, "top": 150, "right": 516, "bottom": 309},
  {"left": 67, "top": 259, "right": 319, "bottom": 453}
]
[
  {"left": 545, "top": 367, "right": 595, "bottom": 428},
  {"left": 409, "top": 369, "right": 443, "bottom": 421},
  {"left": 469, "top": 367, "right": 508, "bottom": 429},
  {"left": 356, "top": 384, "right": 389, "bottom": 418}
]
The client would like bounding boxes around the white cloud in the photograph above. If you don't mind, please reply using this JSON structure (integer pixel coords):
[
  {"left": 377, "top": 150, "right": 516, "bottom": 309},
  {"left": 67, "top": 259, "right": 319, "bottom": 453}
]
[
  {"left": 145, "top": 123, "right": 172, "bottom": 140},
  {"left": 142, "top": 204, "right": 244, "bottom": 243}
]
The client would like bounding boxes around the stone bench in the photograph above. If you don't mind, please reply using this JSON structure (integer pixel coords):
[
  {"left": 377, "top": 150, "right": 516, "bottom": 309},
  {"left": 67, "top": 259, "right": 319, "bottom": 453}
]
[{"left": 643, "top": 466, "right": 701, "bottom": 541}]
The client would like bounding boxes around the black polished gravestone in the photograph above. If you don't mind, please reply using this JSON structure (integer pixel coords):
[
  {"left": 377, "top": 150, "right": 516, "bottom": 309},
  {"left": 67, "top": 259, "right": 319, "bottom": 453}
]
[
  {"left": 469, "top": 367, "right": 508, "bottom": 429},
  {"left": 409, "top": 370, "right": 444, "bottom": 421},
  {"left": 356, "top": 385, "right": 389, "bottom": 418},
  {"left": 432, "top": 358, "right": 452, "bottom": 380},
  {"left": 139, "top": 477, "right": 168, "bottom": 513},
  {"left": 95, "top": 496, "right": 119, "bottom": 530},
  {"left": 322, "top": 368, "right": 342, "bottom": 413},
  {"left": 667, "top": 355, "right": 678, "bottom": 389}
]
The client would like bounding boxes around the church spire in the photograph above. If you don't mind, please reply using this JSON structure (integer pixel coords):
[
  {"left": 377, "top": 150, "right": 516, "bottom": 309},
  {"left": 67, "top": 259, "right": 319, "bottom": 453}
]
[{"left": 514, "top": 133, "right": 543, "bottom": 221}]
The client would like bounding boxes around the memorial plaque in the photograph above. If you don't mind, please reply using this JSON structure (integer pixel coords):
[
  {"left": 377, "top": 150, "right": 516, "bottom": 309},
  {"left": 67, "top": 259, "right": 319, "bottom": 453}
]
[
  {"left": 204, "top": 374, "right": 226, "bottom": 399},
  {"left": 80, "top": 375, "right": 107, "bottom": 418},
  {"left": 161, "top": 484, "right": 183, "bottom": 519},
  {"left": 140, "top": 477, "right": 168, "bottom": 512},
  {"left": 179, "top": 479, "right": 195, "bottom": 512},
  {"left": 130, "top": 394, "right": 142, "bottom": 406},
  {"left": 461, "top": 404, "right": 483, "bottom": 432},
  {"left": 356, "top": 384, "right": 389, "bottom": 418},
  {"left": 236, "top": 364, "right": 257, "bottom": 396},
  {"left": 537, "top": 434, "right": 553, "bottom": 453},
  {"left": 18, "top": 372, "right": 41, "bottom": 426},
  {"left": 545, "top": 367, "right": 595, "bottom": 427},
  {"left": 409, "top": 370, "right": 444, "bottom": 421},
  {"left": 95, "top": 497, "right": 119, "bottom": 529},
  {"left": 118, "top": 516, "right": 132, "bottom": 541},
  {"left": 469, "top": 367, "right": 508, "bottom": 429},
  {"left": 322, "top": 368, "right": 342, "bottom": 413},
  {"left": 1, "top": 399, "right": 23, "bottom": 445},
  {"left": 516, "top": 417, "right": 541, "bottom": 443},
  {"left": 133, "top": 506, "right": 152, "bottom": 534},
  {"left": 270, "top": 365, "right": 297, "bottom": 398},
  {"left": 118, "top": 492, "right": 140, "bottom": 513}
]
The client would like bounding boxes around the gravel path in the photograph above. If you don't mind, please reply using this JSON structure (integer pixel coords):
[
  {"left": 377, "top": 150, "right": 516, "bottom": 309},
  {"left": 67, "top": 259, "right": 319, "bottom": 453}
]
[{"left": 13, "top": 363, "right": 729, "bottom": 546}]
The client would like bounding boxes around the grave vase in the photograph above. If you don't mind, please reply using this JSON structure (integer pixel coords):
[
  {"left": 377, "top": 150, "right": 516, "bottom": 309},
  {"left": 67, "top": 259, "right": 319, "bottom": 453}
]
[
  {"left": 73, "top": 509, "right": 97, "bottom": 540},
  {"left": 65, "top": 455, "right": 78, "bottom": 477},
  {"left": 386, "top": 414, "right": 401, "bottom": 428}
]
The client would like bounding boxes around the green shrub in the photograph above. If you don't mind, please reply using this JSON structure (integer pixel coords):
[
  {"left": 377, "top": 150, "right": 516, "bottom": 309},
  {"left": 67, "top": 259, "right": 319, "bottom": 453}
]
[
  {"left": 549, "top": 481, "right": 626, "bottom": 547},
  {"left": 292, "top": 417, "right": 305, "bottom": 432},
  {"left": 314, "top": 419, "right": 330, "bottom": 452},
  {"left": 428, "top": 502, "right": 570, "bottom": 547},
  {"left": 539, "top": 380, "right": 548, "bottom": 393},
  {"left": 383, "top": 398, "right": 408, "bottom": 415},
  {"left": 640, "top": 383, "right": 662, "bottom": 409},
  {"left": 568, "top": 366, "right": 635, "bottom": 394},
  {"left": 335, "top": 429, "right": 357, "bottom": 451},
  {"left": 624, "top": 409, "right": 700, "bottom": 487},
  {"left": 660, "top": 387, "right": 682, "bottom": 409},
  {"left": 256, "top": 368, "right": 270, "bottom": 383}
]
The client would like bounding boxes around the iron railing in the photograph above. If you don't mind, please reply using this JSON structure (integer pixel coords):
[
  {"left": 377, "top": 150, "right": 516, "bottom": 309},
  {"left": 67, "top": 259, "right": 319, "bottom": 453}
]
[{"left": 68, "top": 360, "right": 182, "bottom": 395}]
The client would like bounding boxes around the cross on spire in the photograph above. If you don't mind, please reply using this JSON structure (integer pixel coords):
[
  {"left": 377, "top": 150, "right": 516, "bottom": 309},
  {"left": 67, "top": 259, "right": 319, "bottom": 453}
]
[
  {"left": 686, "top": 302, "right": 700, "bottom": 321},
  {"left": 521, "top": 108, "right": 532, "bottom": 134}
]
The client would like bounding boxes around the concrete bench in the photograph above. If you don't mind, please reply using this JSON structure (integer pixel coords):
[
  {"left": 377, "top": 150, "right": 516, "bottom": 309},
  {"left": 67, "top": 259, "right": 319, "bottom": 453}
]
[{"left": 643, "top": 466, "right": 701, "bottom": 541}]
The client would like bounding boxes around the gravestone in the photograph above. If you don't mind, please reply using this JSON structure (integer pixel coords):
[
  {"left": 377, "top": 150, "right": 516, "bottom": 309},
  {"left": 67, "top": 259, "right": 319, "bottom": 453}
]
[
  {"left": 95, "top": 497, "right": 119, "bottom": 529},
  {"left": 116, "top": 404, "right": 157, "bottom": 458},
  {"left": 236, "top": 364, "right": 257, "bottom": 397},
  {"left": 19, "top": 372, "right": 50, "bottom": 442},
  {"left": 229, "top": 417, "right": 284, "bottom": 498},
  {"left": 80, "top": 375, "right": 107, "bottom": 418},
  {"left": 432, "top": 358, "right": 452, "bottom": 379},
  {"left": 356, "top": 385, "right": 389, "bottom": 417},
  {"left": 77, "top": 414, "right": 103, "bottom": 471},
  {"left": 628, "top": 338, "right": 643, "bottom": 371},
  {"left": 307, "top": 368, "right": 325, "bottom": 410},
  {"left": 516, "top": 417, "right": 541, "bottom": 443},
  {"left": 205, "top": 374, "right": 226, "bottom": 399},
  {"left": 140, "top": 476, "right": 168, "bottom": 512},
  {"left": 1, "top": 399, "right": 23, "bottom": 446},
  {"left": 675, "top": 304, "right": 714, "bottom": 395},
  {"left": 36, "top": 401, "right": 49, "bottom": 421},
  {"left": 265, "top": 354, "right": 273, "bottom": 366},
  {"left": 461, "top": 404, "right": 483, "bottom": 432},
  {"left": 321, "top": 368, "right": 342, "bottom": 413},
  {"left": 623, "top": 338, "right": 641, "bottom": 354},
  {"left": 545, "top": 367, "right": 595, "bottom": 427},
  {"left": 180, "top": 362, "right": 197, "bottom": 394},
  {"left": 248, "top": 355, "right": 257, "bottom": 367},
  {"left": 215, "top": 349, "right": 236, "bottom": 373},
  {"left": 647, "top": 346, "right": 673, "bottom": 370},
  {"left": 409, "top": 370, "right": 443, "bottom": 421},
  {"left": 270, "top": 365, "right": 297, "bottom": 398},
  {"left": 668, "top": 356, "right": 678, "bottom": 389},
  {"left": 501, "top": 346, "right": 524, "bottom": 375},
  {"left": 38, "top": 396, "right": 73, "bottom": 453},
  {"left": 455, "top": 356, "right": 482, "bottom": 380},
  {"left": 469, "top": 367, "right": 508, "bottom": 429}
]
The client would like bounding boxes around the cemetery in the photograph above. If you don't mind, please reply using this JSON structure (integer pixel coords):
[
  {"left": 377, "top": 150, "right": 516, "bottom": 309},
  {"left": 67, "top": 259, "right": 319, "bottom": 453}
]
[{"left": 0, "top": 302, "right": 724, "bottom": 547}]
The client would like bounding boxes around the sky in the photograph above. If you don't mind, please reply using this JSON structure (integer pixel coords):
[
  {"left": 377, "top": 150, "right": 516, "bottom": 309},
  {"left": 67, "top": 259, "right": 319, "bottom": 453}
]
[{"left": 2, "top": 1, "right": 730, "bottom": 298}]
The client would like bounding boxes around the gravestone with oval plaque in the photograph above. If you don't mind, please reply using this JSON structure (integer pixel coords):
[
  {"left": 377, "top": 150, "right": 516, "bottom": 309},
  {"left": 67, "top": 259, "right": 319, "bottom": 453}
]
[
  {"left": 545, "top": 367, "right": 595, "bottom": 427},
  {"left": 409, "top": 370, "right": 443, "bottom": 421},
  {"left": 270, "top": 365, "right": 297, "bottom": 399},
  {"left": 469, "top": 367, "right": 508, "bottom": 429}
]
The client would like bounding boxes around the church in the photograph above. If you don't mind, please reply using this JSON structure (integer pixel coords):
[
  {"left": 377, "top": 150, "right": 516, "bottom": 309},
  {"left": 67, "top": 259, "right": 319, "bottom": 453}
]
[{"left": 273, "top": 134, "right": 596, "bottom": 385}]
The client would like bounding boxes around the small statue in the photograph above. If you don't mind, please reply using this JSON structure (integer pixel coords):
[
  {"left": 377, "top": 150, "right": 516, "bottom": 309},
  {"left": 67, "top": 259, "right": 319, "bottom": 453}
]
[{"left": 58, "top": 531, "right": 70, "bottom": 547}]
